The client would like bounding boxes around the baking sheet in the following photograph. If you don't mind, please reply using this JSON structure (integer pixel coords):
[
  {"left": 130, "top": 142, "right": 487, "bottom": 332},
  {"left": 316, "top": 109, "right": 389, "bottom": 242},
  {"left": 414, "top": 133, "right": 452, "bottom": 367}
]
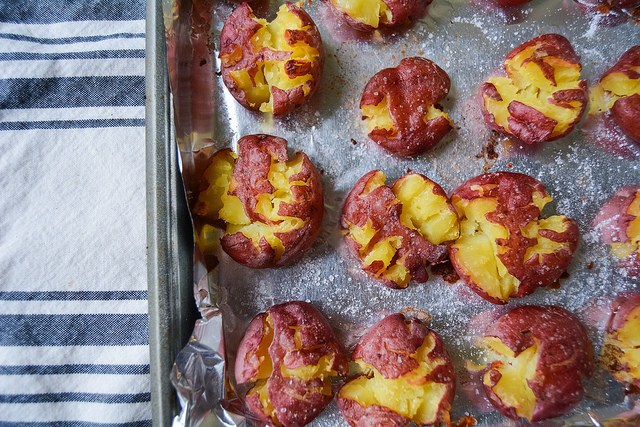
[{"left": 164, "top": 0, "right": 640, "bottom": 425}]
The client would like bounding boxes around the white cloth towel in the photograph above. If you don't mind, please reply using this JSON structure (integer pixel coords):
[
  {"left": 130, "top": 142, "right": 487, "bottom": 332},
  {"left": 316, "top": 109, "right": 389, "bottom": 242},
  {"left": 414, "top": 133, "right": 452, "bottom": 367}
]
[{"left": 0, "top": 1, "right": 151, "bottom": 425}]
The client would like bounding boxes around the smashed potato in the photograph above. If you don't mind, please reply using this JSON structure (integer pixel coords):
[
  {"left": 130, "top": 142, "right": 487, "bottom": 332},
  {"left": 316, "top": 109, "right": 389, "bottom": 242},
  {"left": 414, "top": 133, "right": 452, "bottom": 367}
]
[
  {"left": 328, "top": 0, "right": 428, "bottom": 32},
  {"left": 235, "top": 301, "right": 348, "bottom": 426},
  {"left": 341, "top": 171, "right": 459, "bottom": 288},
  {"left": 449, "top": 172, "right": 579, "bottom": 304},
  {"left": 601, "top": 292, "right": 640, "bottom": 390},
  {"left": 338, "top": 313, "right": 455, "bottom": 426},
  {"left": 477, "top": 305, "right": 594, "bottom": 421},
  {"left": 196, "top": 134, "right": 323, "bottom": 268},
  {"left": 361, "top": 57, "right": 453, "bottom": 157},
  {"left": 219, "top": 3, "right": 323, "bottom": 115},
  {"left": 481, "top": 34, "right": 587, "bottom": 144},
  {"left": 594, "top": 186, "right": 640, "bottom": 278}
]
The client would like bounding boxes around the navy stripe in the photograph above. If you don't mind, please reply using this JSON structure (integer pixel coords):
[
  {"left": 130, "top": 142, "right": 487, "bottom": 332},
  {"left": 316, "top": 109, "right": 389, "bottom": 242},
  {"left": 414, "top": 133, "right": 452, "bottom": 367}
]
[
  {"left": 0, "top": 77, "right": 145, "bottom": 109},
  {"left": 0, "top": 291, "right": 148, "bottom": 301},
  {"left": 0, "top": 392, "right": 150, "bottom": 404},
  {"left": 0, "top": 364, "right": 150, "bottom": 375},
  {"left": 0, "top": 1, "right": 145, "bottom": 23},
  {"left": 0, "top": 32, "right": 144, "bottom": 44},
  {"left": 0, "top": 314, "right": 149, "bottom": 346},
  {"left": 0, "top": 423, "right": 151, "bottom": 427},
  {"left": 0, "top": 50, "right": 145, "bottom": 61},
  {"left": 0, "top": 119, "right": 145, "bottom": 131}
]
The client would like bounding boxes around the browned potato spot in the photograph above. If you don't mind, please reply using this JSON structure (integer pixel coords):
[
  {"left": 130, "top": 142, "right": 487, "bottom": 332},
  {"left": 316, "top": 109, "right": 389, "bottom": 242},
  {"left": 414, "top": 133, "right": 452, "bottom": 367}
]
[
  {"left": 601, "top": 293, "right": 640, "bottom": 389},
  {"left": 338, "top": 314, "right": 455, "bottom": 426},
  {"left": 449, "top": 172, "right": 578, "bottom": 304},
  {"left": 220, "top": 3, "right": 323, "bottom": 115},
  {"left": 342, "top": 171, "right": 458, "bottom": 288},
  {"left": 196, "top": 134, "right": 323, "bottom": 268},
  {"left": 482, "top": 34, "right": 587, "bottom": 144}
]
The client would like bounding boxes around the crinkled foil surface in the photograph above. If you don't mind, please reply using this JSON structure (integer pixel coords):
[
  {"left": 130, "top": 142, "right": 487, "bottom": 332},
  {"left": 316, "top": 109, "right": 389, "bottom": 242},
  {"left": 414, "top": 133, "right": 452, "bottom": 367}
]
[{"left": 164, "top": 0, "right": 640, "bottom": 425}]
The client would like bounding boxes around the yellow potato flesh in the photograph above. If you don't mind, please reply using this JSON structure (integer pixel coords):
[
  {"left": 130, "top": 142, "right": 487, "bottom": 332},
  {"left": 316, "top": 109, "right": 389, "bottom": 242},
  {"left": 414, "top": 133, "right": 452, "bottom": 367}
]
[
  {"left": 606, "top": 306, "right": 640, "bottom": 385},
  {"left": 482, "top": 337, "right": 540, "bottom": 421},
  {"left": 610, "top": 191, "right": 640, "bottom": 260},
  {"left": 521, "top": 216, "right": 571, "bottom": 263},
  {"left": 228, "top": 4, "right": 320, "bottom": 113},
  {"left": 361, "top": 99, "right": 451, "bottom": 135},
  {"left": 589, "top": 67, "right": 640, "bottom": 114},
  {"left": 394, "top": 175, "right": 459, "bottom": 245},
  {"left": 201, "top": 151, "right": 308, "bottom": 259},
  {"left": 339, "top": 333, "right": 448, "bottom": 424},
  {"left": 451, "top": 196, "right": 520, "bottom": 302},
  {"left": 248, "top": 316, "right": 277, "bottom": 421},
  {"left": 484, "top": 45, "right": 584, "bottom": 137},
  {"left": 330, "top": 0, "right": 392, "bottom": 28},
  {"left": 361, "top": 97, "right": 395, "bottom": 133}
]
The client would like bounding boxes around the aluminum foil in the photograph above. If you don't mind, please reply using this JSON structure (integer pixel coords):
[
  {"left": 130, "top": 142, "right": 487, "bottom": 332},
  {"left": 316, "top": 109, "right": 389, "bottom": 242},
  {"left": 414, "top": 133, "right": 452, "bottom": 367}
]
[{"left": 163, "top": 0, "right": 640, "bottom": 425}]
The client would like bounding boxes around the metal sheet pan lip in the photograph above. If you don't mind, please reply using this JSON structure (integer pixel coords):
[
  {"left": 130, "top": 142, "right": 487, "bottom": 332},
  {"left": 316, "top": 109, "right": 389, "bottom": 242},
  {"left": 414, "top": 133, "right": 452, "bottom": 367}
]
[{"left": 145, "top": 0, "right": 197, "bottom": 423}]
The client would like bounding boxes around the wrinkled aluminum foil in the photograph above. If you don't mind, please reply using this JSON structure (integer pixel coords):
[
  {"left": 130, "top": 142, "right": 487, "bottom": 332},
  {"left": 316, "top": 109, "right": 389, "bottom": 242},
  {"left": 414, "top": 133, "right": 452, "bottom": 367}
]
[{"left": 163, "top": 0, "right": 640, "bottom": 425}]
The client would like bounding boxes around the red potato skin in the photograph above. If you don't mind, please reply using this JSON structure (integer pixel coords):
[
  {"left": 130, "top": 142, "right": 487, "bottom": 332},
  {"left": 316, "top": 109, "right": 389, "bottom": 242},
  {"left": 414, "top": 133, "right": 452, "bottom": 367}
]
[
  {"left": 481, "top": 34, "right": 587, "bottom": 145},
  {"left": 338, "top": 314, "right": 456, "bottom": 426},
  {"left": 199, "top": 134, "right": 323, "bottom": 268},
  {"left": 361, "top": 57, "right": 452, "bottom": 157},
  {"left": 219, "top": 3, "right": 324, "bottom": 115},
  {"left": 483, "top": 305, "right": 594, "bottom": 422},
  {"left": 594, "top": 186, "right": 640, "bottom": 278},
  {"left": 328, "top": 0, "right": 431, "bottom": 32},
  {"left": 235, "top": 301, "right": 349, "bottom": 427},
  {"left": 607, "top": 292, "right": 640, "bottom": 335},
  {"left": 449, "top": 172, "right": 579, "bottom": 304},
  {"left": 601, "top": 46, "right": 640, "bottom": 144},
  {"left": 341, "top": 171, "right": 451, "bottom": 288}
]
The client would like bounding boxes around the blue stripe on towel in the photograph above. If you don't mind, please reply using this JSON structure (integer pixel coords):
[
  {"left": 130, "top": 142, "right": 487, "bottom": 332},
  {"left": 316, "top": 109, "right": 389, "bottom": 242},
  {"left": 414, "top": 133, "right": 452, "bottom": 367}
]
[
  {"left": 0, "top": 77, "right": 145, "bottom": 109},
  {"left": 0, "top": 392, "right": 151, "bottom": 404},
  {"left": 0, "top": 314, "right": 149, "bottom": 346},
  {"left": 0, "top": 1, "right": 145, "bottom": 23},
  {"left": 0, "top": 291, "right": 148, "bottom": 301},
  {"left": 0, "top": 423, "right": 151, "bottom": 427},
  {"left": 0, "top": 33, "right": 145, "bottom": 44},
  {"left": 0, "top": 119, "right": 145, "bottom": 131},
  {"left": 0, "top": 364, "right": 150, "bottom": 375},
  {"left": 0, "top": 50, "right": 145, "bottom": 61}
]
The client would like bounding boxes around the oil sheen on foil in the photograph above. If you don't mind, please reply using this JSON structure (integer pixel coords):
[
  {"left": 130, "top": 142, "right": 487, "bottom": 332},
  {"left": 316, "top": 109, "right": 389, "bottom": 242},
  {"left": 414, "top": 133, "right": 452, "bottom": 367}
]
[{"left": 163, "top": 0, "right": 640, "bottom": 425}]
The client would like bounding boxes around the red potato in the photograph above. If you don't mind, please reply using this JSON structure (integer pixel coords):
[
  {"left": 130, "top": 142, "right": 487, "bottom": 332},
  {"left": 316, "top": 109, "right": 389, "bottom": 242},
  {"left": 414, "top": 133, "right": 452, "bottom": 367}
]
[
  {"left": 360, "top": 57, "right": 453, "bottom": 157},
  {"left": 219, "top": 3, "right": 323, "bottom": 115},
  {"left": 341, "top": 171, "right": 459, "bottom": 288},
  {"left": 338, "top": 313, "right": 456, "bottom": 426},
  {"left": 195, "top": 134, "right": 323, "bottom": 268},
  {"left": 601, "top": 292, "right": 640, "bottom": 390},
  {"left": 594, "top": 186, "right": 640, "bottom": 278},
  {"left": 449, "top": 172, "right": 579, "bottom": 304},
  {"left": 327, "top": 0, "right": 430, "bottom": 32},
  {"left": 477, "top": 305, "right": 594, "bottom": 421},
  {"left": 589, "top": 46, "right": 640, "bottom": 145},
  {"left": 235, "top": 301, "right": 348, "bottom": 427},
  {"left": 481, "top": 34, "right": 587, "bottom": 144}
]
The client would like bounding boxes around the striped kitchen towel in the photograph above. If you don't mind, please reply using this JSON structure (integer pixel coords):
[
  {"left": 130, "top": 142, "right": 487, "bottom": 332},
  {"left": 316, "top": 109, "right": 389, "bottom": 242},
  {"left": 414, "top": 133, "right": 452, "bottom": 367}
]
[{"left": 0, "top": 1, "right": 151, "bottom": 425}]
